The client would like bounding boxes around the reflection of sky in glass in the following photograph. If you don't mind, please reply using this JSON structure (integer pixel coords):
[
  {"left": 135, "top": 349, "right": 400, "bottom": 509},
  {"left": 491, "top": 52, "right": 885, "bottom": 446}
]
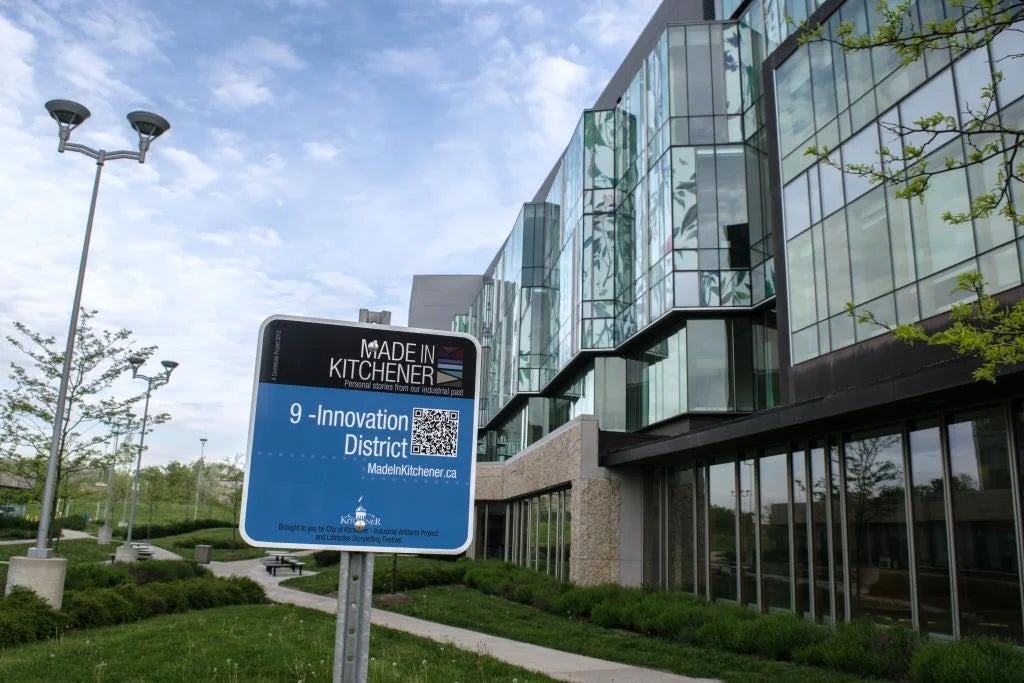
[
  {"left": 909, "top": 425, "right": 942, "bottom": 488},
  {"left": 760, "top": 453, "right": 788, "bottom": 526},
  {"left": 709, "top": 462, "right": 735, "bottom": 509},
  {"left": 946, "top": 421, "right": 981, "bottom": 485}
]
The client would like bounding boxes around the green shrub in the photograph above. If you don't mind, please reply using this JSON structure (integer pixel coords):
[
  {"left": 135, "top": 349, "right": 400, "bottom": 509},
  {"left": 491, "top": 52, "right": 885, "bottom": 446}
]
[
  {"left": 313, "top": 550, "right": 341, "bottom": 566},
  {"left": 910, "top": 637, "right": 1024, "bottom": 683},
  {"left": 65, "top": 563, "right": 132, "bottom": 590},
  {"left": 131, "top": 518, "right": 226, "bottom": 539},
  {"left": 731, "top": 612, "right": 829, "bottom": 660},
  {"left": 171, "top": 536, "right": 250, "bottom": 550},
  {"left": 0, "top": 587, "right": 67, "bottom": 648},
  {"left": 373, "top": 557, "right": 467, "bottom": 594},
  {"left": 796, "top": 619, "right": 921, "bottom": 679},
  {"left": 130, "top": 559, "right": 208, "bottom": 584},
  {"left": 552, "top": 583, "right": 637, "bottom": 619},
  {"left": 63, "top": 588, "right": 139, "bottom": 628}
]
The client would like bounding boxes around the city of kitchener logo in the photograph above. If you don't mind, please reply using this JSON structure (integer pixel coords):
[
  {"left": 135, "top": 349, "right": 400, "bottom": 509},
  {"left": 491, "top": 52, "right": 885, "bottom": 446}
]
[{"left": 339, "top": 496, "right": 381, "bottom": 532}]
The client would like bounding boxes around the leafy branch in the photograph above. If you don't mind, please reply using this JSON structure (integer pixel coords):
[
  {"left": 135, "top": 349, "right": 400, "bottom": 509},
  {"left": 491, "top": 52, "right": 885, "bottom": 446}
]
[{"left": 847, "top": 272, "right": 1024, "bottom": 381}]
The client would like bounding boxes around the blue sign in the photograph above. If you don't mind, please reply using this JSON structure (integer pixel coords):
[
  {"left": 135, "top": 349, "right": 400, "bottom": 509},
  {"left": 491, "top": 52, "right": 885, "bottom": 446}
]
[{"left": 240, "top": 315, "right": 480, "bottom": 554}]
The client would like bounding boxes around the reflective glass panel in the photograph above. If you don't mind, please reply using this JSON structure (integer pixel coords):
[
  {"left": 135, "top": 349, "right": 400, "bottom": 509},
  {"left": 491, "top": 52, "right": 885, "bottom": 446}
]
[
  {"left": 908, "top": 420, "right": 953, "bottom": 637},
  {"left": 760, "top": 451, "right": 792, "bottom": 610},
  {"left": 948, "top": 408, "right": 1023, "bottom": 642},
  {"left": 709, "top": 460, "right": 738, "bottom": 601},
  {"left": 845, "top": 427, "right": 912, "bottom": 626}
]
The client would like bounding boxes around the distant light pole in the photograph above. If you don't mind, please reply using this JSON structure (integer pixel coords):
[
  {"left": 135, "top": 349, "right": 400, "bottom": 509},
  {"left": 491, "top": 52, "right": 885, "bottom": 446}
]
[
  {"left": 29, "top": 100, "right": 171, "bottom": 560},
  {"left": 98, "top": 417, "right": 131, "bottom": 544},
  {"left": 192, "top": 437, "right": 208, "bottom": 520},
  {"left": 119, "top": 356, "right": 177, "bottom": 561}
]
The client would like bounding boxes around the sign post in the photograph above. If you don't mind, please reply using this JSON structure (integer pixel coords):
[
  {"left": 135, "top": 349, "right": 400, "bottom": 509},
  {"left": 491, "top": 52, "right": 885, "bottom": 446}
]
[{"left": 240, "top": 315, "right": 480, "bottom": 682}]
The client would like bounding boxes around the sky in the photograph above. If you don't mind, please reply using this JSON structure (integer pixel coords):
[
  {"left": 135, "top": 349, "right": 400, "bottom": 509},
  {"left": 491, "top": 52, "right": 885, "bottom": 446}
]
[{"left": 0, "top": 0, "right": 662, "bottom": 470}]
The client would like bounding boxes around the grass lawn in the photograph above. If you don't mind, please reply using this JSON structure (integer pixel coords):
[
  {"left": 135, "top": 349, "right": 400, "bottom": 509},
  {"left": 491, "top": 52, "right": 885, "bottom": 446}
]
[
  {"left": 286, "top": 579, "right": 879, "bottom": 683},
  {"left": 149, "top": 527, "right": 265, "bottom": 561},
  {"left": 0, "top": 603, "right": 555, "bottom": 682},
  {"left": 0, "top": 538, "right": 116, "bottom": 565}
]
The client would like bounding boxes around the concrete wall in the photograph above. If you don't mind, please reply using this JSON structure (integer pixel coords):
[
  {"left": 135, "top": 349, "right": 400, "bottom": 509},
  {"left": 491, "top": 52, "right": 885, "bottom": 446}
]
[{"left": 474, "top": 415, "right": 643, "bottom": 586}]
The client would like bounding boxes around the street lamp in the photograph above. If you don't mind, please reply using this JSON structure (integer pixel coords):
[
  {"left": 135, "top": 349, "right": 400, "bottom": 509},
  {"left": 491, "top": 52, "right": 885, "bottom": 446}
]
[
  {"left": 29, "top": 100, "right": 171, "bottom": 560},
  {"left": 192, "top": 437, "right": 208, "bottom": 521},
  {"left": 98, "top": 417, "right": 132, "bottom": 545},
  {"left": 118, "top": 357, "right": 177, "bottom": 562}
]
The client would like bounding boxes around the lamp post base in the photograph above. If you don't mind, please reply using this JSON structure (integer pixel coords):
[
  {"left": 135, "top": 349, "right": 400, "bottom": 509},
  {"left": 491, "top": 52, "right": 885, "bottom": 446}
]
[
  {"left": 97, "top": 526, "right": 113, "bottom": 544},
  {"left": 4, "top": 556, "right": 68, "bottom": 609},
  {"left": 114, "top": 545, "right": 138, "bottom": 564}
]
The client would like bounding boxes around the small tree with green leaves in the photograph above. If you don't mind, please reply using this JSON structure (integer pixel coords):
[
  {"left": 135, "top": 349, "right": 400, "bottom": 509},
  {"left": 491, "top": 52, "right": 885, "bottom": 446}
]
[
  {"left": 0, "top": 310, "right": 169, "bottom": 544},
  {"left": 801, "top": 0, "right": 1024, "bottom": 380}
]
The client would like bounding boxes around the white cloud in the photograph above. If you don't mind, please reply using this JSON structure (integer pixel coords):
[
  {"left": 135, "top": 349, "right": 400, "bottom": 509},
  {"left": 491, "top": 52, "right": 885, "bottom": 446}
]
[
  {"left": 209, "top": 37, "right": 304, "bottom": 108},
  {"left": 372, "top": 47, "right": 449, "bottom": 80},
  {"left": 303, "top": 141, "right": 338, "bottom": 161},
  {"left": 161, "top": 147, "right": 219, "bottom": 192},
  {"left": 248, "top": 226, "right": 283, "bottom": 247},
  {"left": 578, "top": 0, "right": 662, "bottom": 47}
]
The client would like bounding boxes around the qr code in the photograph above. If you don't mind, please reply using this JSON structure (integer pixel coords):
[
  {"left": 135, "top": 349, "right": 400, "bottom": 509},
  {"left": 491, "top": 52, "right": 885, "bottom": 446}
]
[{"left": 411, "top": 407, "right": 459, "bottom": 457}]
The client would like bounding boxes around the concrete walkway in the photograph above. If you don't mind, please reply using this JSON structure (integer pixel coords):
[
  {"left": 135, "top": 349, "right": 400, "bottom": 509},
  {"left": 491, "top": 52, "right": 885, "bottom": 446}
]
[{"left": 209, "top": 556, "right": 717, "bottom": 683}]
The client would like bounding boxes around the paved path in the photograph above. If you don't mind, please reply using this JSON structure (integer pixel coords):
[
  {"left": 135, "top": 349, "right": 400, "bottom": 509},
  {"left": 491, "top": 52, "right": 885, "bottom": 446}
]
[{"left": 209, "top": 557, "right": 717, "bottom": 683}]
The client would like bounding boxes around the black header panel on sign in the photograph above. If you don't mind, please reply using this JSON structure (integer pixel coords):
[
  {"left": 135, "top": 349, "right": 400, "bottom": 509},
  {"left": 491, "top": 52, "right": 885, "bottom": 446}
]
[{"left": 259, "top": 318, "right": 478, "bottom": 399}]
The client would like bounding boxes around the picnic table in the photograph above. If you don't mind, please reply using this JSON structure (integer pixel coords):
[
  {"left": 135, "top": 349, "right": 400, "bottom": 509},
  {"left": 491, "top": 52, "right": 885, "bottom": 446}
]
[{"left": 261, "top": 550, "right": 305, "bottom": 576}]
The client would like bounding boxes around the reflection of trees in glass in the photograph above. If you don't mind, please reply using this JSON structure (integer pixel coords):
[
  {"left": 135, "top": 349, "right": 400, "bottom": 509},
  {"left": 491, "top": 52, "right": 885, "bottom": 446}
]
[{"left": 845, "top": 434, "right": 904, "bottom": 598}]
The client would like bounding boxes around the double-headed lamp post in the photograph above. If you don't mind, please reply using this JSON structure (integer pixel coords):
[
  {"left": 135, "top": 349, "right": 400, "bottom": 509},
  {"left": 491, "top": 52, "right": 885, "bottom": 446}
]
[
  {"left": 29, "top": 100, "right": 170, "bottom": 560},
  {"left": 119, "top": 356, "right": 178, "bottom": 562}
]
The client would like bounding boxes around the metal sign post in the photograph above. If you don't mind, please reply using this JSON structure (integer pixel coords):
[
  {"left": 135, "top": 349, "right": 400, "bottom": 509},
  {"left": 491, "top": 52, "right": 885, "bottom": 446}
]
[
  {"left": 334, "top": 552, "right": 374, "bottom": 683},
  {"left": 240, "top": 315, "right": 480, "bottom": 682}
]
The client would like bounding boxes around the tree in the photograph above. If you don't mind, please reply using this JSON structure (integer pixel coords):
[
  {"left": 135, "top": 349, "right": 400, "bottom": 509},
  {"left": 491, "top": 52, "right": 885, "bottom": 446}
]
[
  {"left": 204, "top": 454, "right": 245, "bottom": 539},
  {"left": 801, "top": 0, "right": 1024, "bottom": 380},
  {"left": 0, "top": 310, "right": 169, "bottom": 543}
]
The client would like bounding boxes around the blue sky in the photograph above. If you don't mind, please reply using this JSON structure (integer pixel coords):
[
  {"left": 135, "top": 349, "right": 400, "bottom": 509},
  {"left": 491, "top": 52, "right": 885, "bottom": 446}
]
[{"left": 0, "top": 0, "right": 661, "bottom": 468}]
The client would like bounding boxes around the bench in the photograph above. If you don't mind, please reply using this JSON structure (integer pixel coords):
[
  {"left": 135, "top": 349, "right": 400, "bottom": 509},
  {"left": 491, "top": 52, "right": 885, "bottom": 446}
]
[{"left": 261, "top": 557, "right": 304, "bottom": 576}]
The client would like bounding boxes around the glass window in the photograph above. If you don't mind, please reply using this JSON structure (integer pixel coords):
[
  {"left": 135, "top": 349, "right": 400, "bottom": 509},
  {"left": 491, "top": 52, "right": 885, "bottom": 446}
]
[
  {"left": 979, "top": 243, "right": 1022, "bottom": 293},
  {"left": 687, "top": 25, "right": 713, "bottom": 116},
  {"left": 911, "top": 142, "right": 974, "bottom": 278},
  {"left": 948, "top": 408, "right": 1023, "bottom": 642},
  {"left": 761, "top": 454, "right": 790, "bottom": 610},
  {"left": 775, "top": 47, "right": 814, "bottom": 156},
  {"left": 784, "top": 173, "right": 811, "bottom": 239},
  {"left": 823, "top": 211, "right": 852, "bottom": 316},
  {"left": 809, "top": 38, "right": 837, "bottom": 128},
  {"left": 669, "top": 467, "right": 697, "bottom": 591},
  {"left": 918, "top": 260, "right": 977, "bottom": 319},
  {"left": 847, "top": 187, "right": 894, "bottom": 304},
  {"left": 819, "top": 159, "right": 845, "bottom": 219},
  {"left": 991, "top": 28, "right": 1024, "bottom": 108},
  {"left": 899, "top": 68, "right": 957, "bottom": 154},
  {"left": 709, "top": 460, "right": 738, "bottom": 601},
  {"left": 842, "top": 123, "right": 879, "bottom": 201},
  {"left": 908, "top": 420, "right": 953, "bottom": 637},
  {"left": 668, "top": 28, "right": 688, "bottom": 117},
  {"left": 845, "top": 427, "right": 913, "bottom": 627},
  {"left": 810, "top": 444, "right": 833, "bottom": 623},
  {"left": 953, "top": 48, "right": 993, "bottom": 130},
  {"left": 791, "top": 324, "right": 818, "bottom": 364},
  {"left": 969, "top": 134, "right": 1016, "bottom": 252},
  {"left": 787, "top": 230, "right": 817, "bottom": 331},
  {"left": 688, "top": 319, "right": 729, "bottom": 410},
  {"left": 830, "top": 443, "right": 847, "bottom": 619},
  {"left": 740, "top": 457, "right": 757, "bottom": 606},
  {"left": 792, "top": 450, "right": 811, "bottom": 615}
]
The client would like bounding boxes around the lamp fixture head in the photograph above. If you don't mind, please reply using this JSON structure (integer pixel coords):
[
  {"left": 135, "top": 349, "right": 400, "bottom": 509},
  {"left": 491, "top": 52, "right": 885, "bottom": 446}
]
[
  {"left": 45, "top": 99, "right": 90, "bottom": 127},
  {"left": 160, "top": 360, "right": 179, "bottom": 375},
  {"left": 127, "top": 111, "right": 170, "bottom": 139},
  {"left": 127, "top": 355, "right": 145, "bottom": 376}
]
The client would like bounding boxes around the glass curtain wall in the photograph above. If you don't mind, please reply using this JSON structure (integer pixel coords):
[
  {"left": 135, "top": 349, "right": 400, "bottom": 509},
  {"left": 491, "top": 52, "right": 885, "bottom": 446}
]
[
  {"left": 776, "top": 0, "right": 1024, "bottom": 364},
  {"left": 639, "top": 400, "right": 1024, "bottom": 641},
  {"left": 505, "top": 488, "right": 572, "bottom": 582}
]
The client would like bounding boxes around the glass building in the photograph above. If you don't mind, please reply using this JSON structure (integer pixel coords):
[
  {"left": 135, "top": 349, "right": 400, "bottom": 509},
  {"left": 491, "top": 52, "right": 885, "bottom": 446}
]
[{"left": 407, "top": 0, "right": 1024, "bottom": 642}]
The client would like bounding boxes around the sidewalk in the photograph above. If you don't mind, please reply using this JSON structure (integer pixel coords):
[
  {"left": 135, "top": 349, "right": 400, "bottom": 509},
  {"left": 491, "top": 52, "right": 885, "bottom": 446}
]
[{"left": 209, "top": 556, "right": 717, "bottom": 683}]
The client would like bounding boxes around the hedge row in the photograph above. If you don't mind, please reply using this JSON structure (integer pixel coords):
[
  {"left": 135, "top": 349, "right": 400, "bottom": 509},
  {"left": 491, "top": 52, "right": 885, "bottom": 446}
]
[
  {"left": 123, "top": 518, "right": 227, "bottom": 539},
  {"left": 0, "top": 575, "right": 265, "bottom": 649},
  {"left": 0, "top": 515, "right": 86, "bottom": 539},
  {"left": 459, "top": 561, "right": 1024, "bottom": 682},
  {"left": 65, "top": 559, "right": 209, "bottom": 590}
]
